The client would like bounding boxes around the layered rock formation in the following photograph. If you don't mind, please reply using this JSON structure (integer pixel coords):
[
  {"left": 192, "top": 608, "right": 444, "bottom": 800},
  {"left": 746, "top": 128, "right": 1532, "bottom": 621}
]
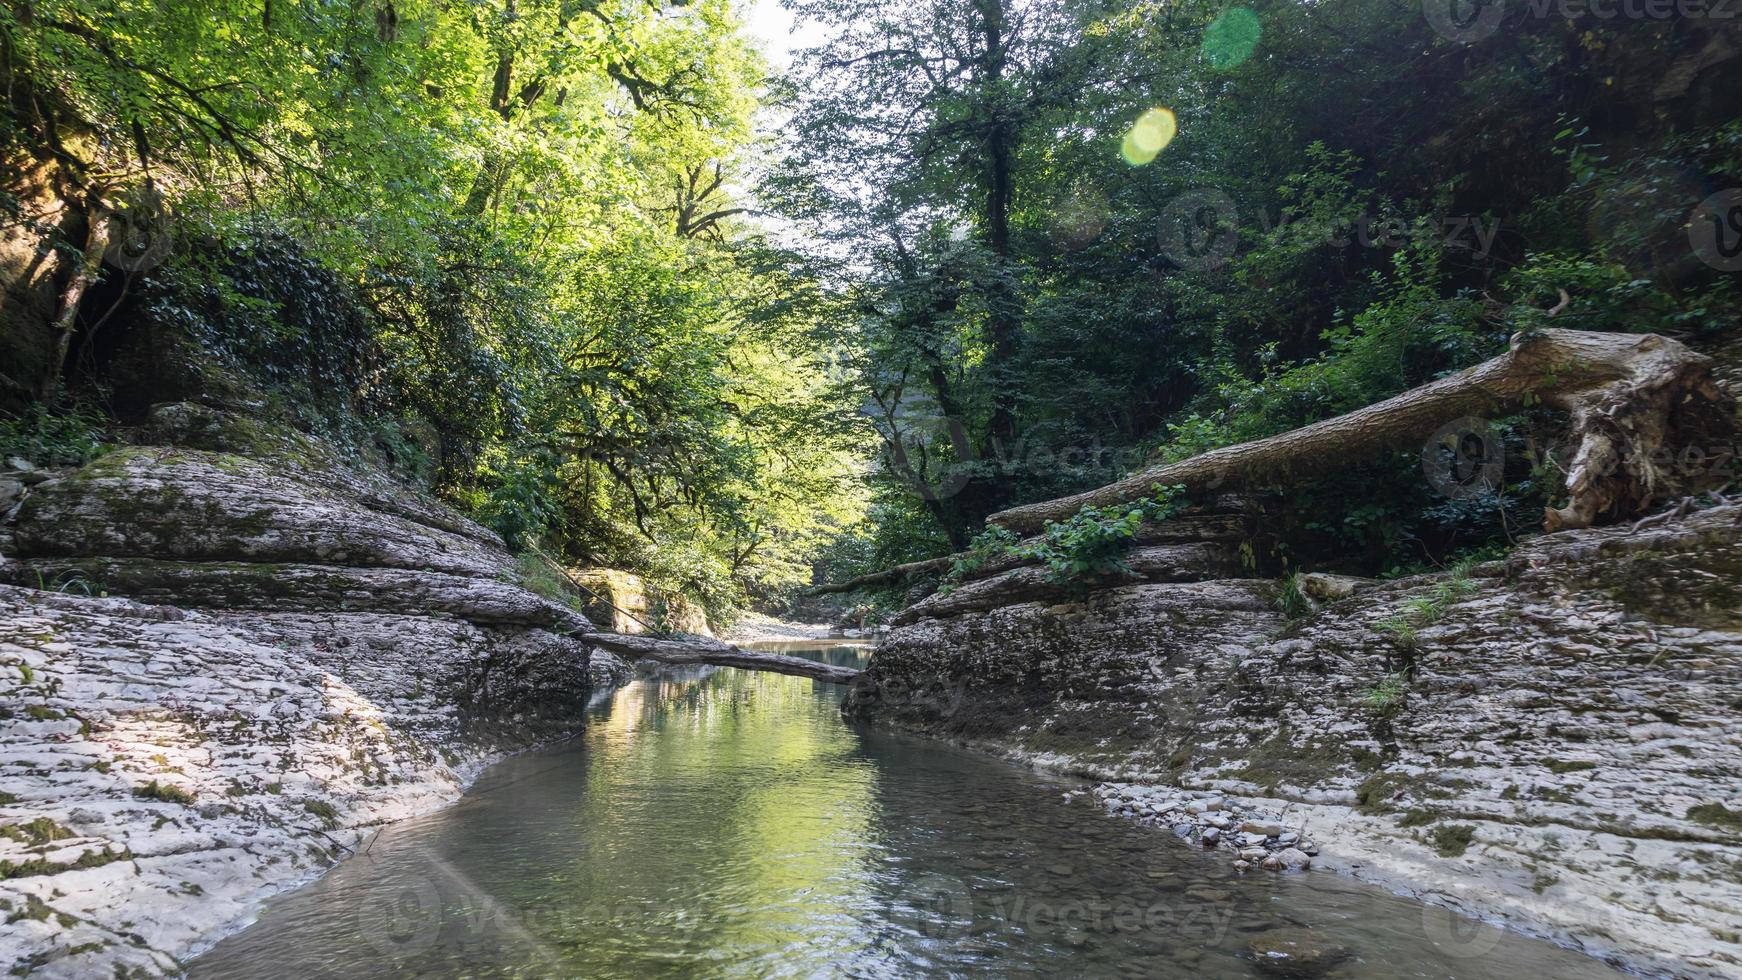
[
  {"left": 0, "top": 403, "right": 616, "bottom": 977},
  {"left": 845, "top": 501, "right": 1742, "bottom": 978}
]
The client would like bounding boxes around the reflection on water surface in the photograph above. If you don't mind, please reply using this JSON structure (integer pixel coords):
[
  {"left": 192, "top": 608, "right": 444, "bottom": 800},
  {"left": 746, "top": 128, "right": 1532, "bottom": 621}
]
[{"left": 193, "top": 642, "right": 1620, "bottom": 979}]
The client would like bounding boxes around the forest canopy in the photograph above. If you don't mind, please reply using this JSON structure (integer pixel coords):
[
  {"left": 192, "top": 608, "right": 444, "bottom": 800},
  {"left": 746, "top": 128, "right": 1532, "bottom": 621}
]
[{"left": 3, "top": 0, "right": 1739, "bottom": 621}]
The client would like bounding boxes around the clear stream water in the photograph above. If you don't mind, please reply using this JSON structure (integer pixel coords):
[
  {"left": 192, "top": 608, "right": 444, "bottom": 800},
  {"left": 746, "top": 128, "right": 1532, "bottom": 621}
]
[{"left": 192, "top": 642, "right": 1623, "bottom": 979}]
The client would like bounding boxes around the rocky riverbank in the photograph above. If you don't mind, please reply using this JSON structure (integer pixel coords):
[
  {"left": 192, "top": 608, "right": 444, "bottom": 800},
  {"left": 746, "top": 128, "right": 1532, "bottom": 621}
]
[
  {"left": 845, "top": 499, "right": 1742, "bottom": 979},
  {"left": 0, "top": 404, "right": 621, "bottom": 977}
]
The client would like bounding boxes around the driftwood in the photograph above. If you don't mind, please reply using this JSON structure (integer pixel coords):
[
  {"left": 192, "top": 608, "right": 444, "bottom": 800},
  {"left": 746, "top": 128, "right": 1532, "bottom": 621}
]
[
  {"left": 582, "top": 632, "right": 862, "bottom": 684},
  {"left": 989, "top": 329, "right": 1732, "bottom": 535}
]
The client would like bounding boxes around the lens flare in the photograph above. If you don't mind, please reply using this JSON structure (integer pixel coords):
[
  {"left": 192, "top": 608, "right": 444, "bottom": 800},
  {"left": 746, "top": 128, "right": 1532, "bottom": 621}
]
[
  {"left": 1202, "top": 7, "right": 1261, "bottom": 70},
  {"left": 1120, "top": 107, "right": 1177, "bottom": 166}
]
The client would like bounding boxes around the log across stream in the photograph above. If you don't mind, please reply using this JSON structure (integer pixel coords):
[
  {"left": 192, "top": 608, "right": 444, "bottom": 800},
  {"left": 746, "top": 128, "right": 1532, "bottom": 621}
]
[{"left": 582, "top": 630, "right": 864, "bottom": 684}]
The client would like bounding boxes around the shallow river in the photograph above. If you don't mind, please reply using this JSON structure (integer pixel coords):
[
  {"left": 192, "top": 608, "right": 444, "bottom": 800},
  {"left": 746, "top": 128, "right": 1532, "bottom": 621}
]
[{"left": 193, "top": 642, "right": 1622, "bottom": 979}]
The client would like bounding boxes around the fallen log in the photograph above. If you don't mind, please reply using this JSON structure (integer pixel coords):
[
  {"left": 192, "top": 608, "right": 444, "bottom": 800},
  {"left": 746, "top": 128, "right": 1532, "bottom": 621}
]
[
  {"left": 582, "top": 632, "right": 862, "bottom": 684},
  {"left": 803, "top": 498, "right": 1263, "bottom": 596},
  {"left": 988, "top": 329, "right": 1733, "bottom": 535},
  {"left": 801, "top": 556, "right": 953, "bottom": 596}
]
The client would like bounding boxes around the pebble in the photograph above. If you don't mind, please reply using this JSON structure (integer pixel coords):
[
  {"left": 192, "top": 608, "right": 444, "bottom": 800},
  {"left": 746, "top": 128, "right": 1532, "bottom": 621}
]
[
  {"left": 1247, "top": 928, "right": 1352, "bottom": 977},
  {"left": 1242, "top": 820, "right": 1284, "bottom": 837}
]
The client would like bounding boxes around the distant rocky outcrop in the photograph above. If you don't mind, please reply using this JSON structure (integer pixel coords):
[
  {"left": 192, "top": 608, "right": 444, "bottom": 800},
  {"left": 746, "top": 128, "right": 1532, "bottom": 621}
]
[
  {"left": 0, "top": 402, "right": 618, "bottom": 978},
  {"left": 845, "top": 500, "right": 1742, "bottom": 978}
]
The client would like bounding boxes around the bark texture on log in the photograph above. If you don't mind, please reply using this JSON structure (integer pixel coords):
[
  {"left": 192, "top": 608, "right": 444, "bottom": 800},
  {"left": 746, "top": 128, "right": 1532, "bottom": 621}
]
[
  {"left": 988, "top": 330, "right": 1733, "bottom": 535},
  {"left": 581, "top": 632, "right": 861, "bottom": 684}
]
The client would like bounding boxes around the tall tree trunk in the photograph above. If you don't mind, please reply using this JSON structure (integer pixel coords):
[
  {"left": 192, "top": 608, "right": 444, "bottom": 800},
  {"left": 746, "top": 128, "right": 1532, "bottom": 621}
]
[
  {"left": 975, "top": 0, "right": 1019, "bottom": 457},
  {"left": 40, "top": 198, "right": 112, "bottom": 401}
]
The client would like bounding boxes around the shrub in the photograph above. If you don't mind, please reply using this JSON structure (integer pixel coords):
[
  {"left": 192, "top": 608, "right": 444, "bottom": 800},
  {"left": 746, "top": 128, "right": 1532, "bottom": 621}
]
[
  {"left": 942, "top": 485, "right": 1191, "bottom": 591},
  {"left": 1275, "top": 573, "right": 1314, "bottom": 619},
  {"left": 1021, "top": 485, "right": 1189, "bottom": 587},
  {"left": 0, "top": 404, "right": 108, "bottom": 467},
  {"left": 132, "top": 781, "right": 195, "bottom": 805},
  {"left": 1362, "top": 673, "right": 1409, "bottom": 718}
]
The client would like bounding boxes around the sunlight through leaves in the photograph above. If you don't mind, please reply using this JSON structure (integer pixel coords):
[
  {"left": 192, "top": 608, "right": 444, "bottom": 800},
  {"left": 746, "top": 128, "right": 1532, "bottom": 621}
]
[{"left": 1120, "top": 107, "right": 1177, "bottom": 166}]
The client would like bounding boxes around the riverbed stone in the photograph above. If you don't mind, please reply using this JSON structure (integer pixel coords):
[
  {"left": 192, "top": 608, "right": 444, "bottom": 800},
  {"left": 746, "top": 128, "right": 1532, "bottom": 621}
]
[
  {"left": 0, "top": 405, "right": 617, "bottom": 978},
  {"left": 845, "top": 501, "right": 1742, "bottom": 978},
  {"left": 1272, "top": 847, "right": 1311, "bottom": 870},
  {"left": 1247, "top": 928, "right": 1350, "bottom": 976}
]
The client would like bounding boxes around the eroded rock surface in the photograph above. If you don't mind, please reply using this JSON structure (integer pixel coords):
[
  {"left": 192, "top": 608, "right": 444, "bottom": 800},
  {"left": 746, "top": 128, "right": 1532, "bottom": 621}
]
[
  {"left": 846, "top": 503, "right": 1742, "bottom": 978},
  {"left": 0, "top": 405, "right": 608, "bottom": 977}
]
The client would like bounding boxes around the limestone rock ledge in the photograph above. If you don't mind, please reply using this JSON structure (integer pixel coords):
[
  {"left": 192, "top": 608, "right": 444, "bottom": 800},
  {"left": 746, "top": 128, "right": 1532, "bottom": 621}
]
[
  {"left": 845, "top": 504, "right": 1742, "bottom": 979},
  {"left": 0, "top": 405, "right": 609, "bottom": 977}
]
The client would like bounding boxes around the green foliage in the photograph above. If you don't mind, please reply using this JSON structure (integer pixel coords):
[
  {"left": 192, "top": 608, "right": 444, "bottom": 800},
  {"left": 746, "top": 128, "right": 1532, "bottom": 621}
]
[
  {"left": 132, "top": 781, "right": 194, "bottom": 805},
  {"left": 0, "top": 404, "right": 108, "bottom": 467},
  {"left": 2, "top": 0, "right": 869, "bottom": 620},
  {"left": 1372, "top": 557, "right": 1485, "bottom": 664},
  {"left": 1021, "top": 487, "right": 1187, "bottom": 586},
  {"left": 1373, "top": 615, "right": 1418, "bottom": 653},
  {"left": 943, "top": 526, "right": 1022, "bottom": 585},
  {"left": 1687, "top": 803, "right": 1742, "bottom": 831},
  {"left": 1430, "top": 824, "right": 1476, "bottom": 858},
  {"left": 510, "top": 552, "right": 587, "bottom": 616},
  {"left": 0, "top": 817, "right": 72, "bottom": 846},
  {"left": 779, "top": 0, "right": 1742, "bottom": 583},
  {"left": 30, "top": 570, "right": 106, "bottom": 598},
  {"left": 302, "top": 800, "right": 339, "bottom": 829},
  {"left": 937, "top": 486, "right": 1189, "bottom": 592},
  {"left": 1361, "top": 673, "right": 1409, "bottom": 719},
  {"left": 1275, "top": 574, "right": 1314, "bottom": 620},
  {"left": 474, "top": 455, "right": 565, "bottom": 552},
  {"left": 9, "top": 0, "right": 1741, "bottom": 613}
]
